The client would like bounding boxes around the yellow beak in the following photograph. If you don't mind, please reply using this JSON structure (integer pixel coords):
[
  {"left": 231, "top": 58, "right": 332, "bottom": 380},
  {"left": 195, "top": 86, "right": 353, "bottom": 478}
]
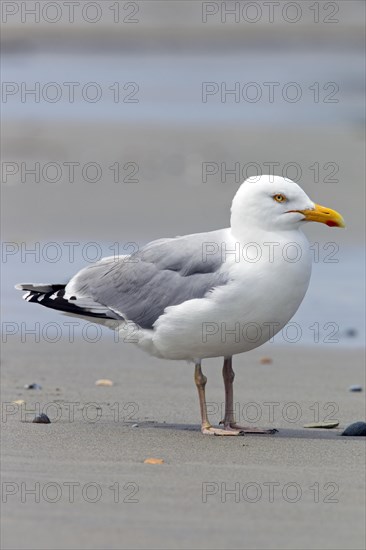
[{"left": 291, "top": 203, "right": 346, "bottom": 228}]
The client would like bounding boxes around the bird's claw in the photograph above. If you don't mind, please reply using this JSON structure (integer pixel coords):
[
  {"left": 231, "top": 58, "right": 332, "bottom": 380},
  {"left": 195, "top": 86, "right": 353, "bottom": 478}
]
[
  {"left": 201, "top": 426, "right": 245, "bottom": 436},
  {"left": 219, "top": 421, "right": 278, "bottom": 434}
]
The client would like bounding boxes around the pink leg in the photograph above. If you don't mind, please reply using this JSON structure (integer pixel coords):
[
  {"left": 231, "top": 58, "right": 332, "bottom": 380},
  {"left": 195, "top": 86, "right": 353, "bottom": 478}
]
[
  {"left": 194, "top": 363, "right": 244, "bottom": 436},
  {"left": 220, "top": 357, "right": 278, "bottom": 435}
]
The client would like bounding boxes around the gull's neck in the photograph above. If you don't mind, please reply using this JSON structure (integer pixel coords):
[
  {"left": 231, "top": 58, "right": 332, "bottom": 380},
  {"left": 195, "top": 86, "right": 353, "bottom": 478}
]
[{"left": 229, "top": 223, "right": 305, "bottom": 245}]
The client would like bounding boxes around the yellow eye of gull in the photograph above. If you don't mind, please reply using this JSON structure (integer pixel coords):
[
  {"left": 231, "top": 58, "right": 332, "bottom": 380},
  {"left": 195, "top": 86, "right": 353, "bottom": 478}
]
[{"left": 273, "top": 194, "right": 286, "bottom": 203}]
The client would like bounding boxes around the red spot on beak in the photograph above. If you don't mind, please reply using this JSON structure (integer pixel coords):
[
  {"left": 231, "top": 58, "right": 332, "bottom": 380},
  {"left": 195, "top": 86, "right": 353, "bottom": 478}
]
[{"left": 326, "top": 220, "right": 338, "bottom": 227}]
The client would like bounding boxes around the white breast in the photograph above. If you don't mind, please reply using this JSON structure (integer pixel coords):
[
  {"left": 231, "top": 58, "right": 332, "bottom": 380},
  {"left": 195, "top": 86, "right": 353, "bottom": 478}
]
[{"left": 138, "top": 230, "right": 312, "bottom": 361}]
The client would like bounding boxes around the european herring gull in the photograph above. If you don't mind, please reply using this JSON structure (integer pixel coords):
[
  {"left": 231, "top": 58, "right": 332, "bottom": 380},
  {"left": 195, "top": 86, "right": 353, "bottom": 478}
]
[{"left": 16, "top": 175, "right": 345, "bottom": 435}]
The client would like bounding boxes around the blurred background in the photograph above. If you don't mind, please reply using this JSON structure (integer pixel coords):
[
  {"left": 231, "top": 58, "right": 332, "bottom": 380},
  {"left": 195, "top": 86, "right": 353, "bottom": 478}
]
[{"left": 1, "top": 0, "right": 365, "bottom": 346}]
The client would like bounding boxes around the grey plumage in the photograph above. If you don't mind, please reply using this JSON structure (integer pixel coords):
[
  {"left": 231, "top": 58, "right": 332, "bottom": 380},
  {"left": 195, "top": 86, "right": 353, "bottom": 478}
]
[{"left": 17, "top": 229, "right": 230, "bottom": 329}]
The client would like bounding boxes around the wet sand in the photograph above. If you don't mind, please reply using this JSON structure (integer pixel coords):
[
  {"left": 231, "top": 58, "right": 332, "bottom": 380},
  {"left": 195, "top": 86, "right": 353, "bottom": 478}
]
[
  {"left": 2, "top": 6, "right": 365, "bottom": 548},
  {"left": 2, "top": 121, "right": 365, "bottom": 245},
  {"left": 1, "top": 339, "right": 365, "bottom": 549}
]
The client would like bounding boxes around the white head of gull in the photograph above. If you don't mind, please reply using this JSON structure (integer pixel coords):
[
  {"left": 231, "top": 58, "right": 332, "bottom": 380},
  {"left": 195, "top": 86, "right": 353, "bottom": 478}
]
[{"left": 16, "top": 176, "right": 345, "bottom": 435}]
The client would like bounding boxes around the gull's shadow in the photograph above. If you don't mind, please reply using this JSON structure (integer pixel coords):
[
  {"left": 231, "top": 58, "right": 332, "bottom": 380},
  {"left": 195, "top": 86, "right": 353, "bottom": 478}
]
[{"left": 128, "top": 421, "right": 365, "bottom": 440}]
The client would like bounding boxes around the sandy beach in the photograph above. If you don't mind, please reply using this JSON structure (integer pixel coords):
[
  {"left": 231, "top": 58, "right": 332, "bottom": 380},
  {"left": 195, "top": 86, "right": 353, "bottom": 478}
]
[
  {"left": 1, "top": 339, "right": 365, "bottom": 550},
  {"left": 2, "top": 3, "right": 365, "bottom": 548}
]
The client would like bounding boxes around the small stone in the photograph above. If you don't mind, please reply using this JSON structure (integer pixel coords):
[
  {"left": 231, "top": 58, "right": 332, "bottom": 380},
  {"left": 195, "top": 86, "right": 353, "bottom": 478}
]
[
  {"left": 342, "top": 422, "right": 366, "bottom": 436},
  {"left": 144, "top": 458, "right": 164, "bottom": 464},
  {"left": 95, "top": 379, "right": 114, "bottom": 386},
  {"left": 131, "top": 424, "right": 139, "bottom": 428},
  {"left": 303, "top": 421, "right": 339, "bottom": 429},
  {"left": 12, "top": 399, "right": 25, "bottom": 405},
  {"left": 24, "top": 383, "right": 42, "bottom": 390},
  {"left": 349, "top": 385, "right": 362, "bottom": 392},
  {"left": 260, "top": 357, "right": 272, "bottom": 364},
  {"left": 344, "top": 328, "right": 358, "bottom": 338},
  {"left": 32, "top": 413, "right": 51, "bottom": 424}
]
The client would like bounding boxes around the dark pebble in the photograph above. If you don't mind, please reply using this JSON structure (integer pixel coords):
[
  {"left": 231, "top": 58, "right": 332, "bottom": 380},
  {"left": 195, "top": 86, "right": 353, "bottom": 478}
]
[
  {"left": 341, "top": 422, "right": 366, "bottom": 436},
  {"left": 349, "top": 385, "right": 362, "bottom": 392},
  {"left": 24, "top": 383, "right": 42, "bottom": 390},
  {"left": 32, "top": 413, "right": 51, "bottom": 424}
]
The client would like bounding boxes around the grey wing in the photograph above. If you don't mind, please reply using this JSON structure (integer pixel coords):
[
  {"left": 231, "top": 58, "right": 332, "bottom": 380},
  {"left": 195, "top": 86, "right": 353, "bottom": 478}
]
[{"left": 67, "top": 229, "right": 229, "bottom": 329}]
